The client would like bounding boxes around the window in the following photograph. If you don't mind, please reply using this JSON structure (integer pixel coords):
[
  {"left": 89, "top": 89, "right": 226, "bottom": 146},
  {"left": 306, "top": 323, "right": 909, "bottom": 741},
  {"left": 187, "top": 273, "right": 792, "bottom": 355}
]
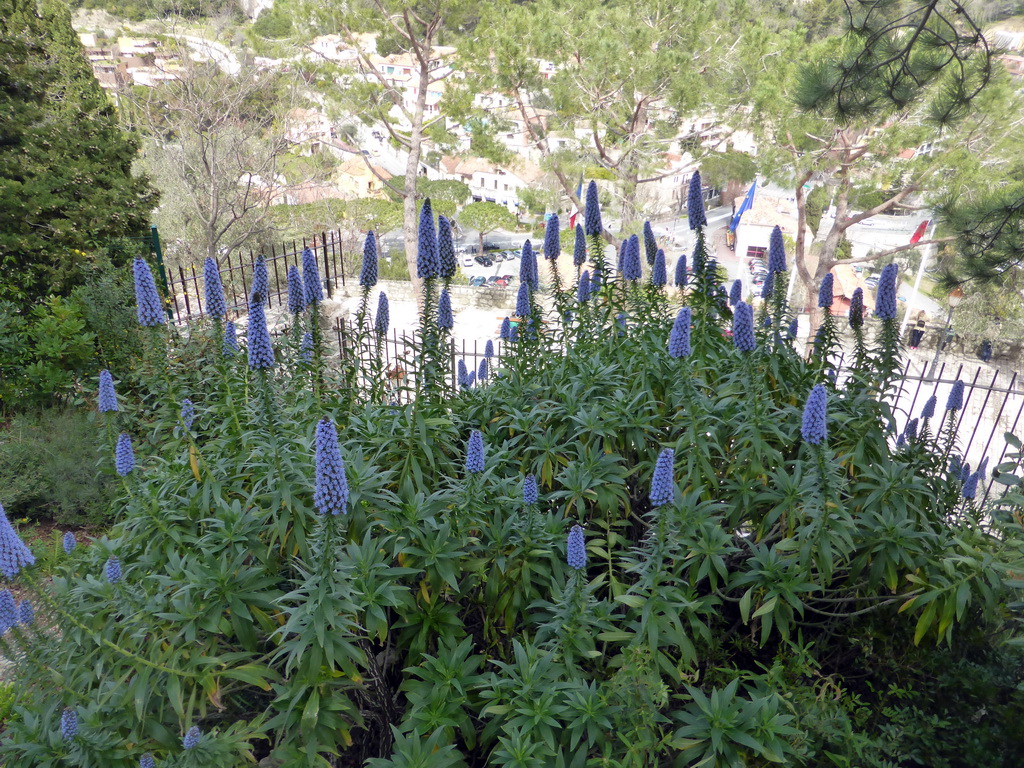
[
  {"left": 746, "top": 246, "right": 767, "bottom": 260},
  {"left": 385, "top": 66, "right": 394, "bottom": 74}
]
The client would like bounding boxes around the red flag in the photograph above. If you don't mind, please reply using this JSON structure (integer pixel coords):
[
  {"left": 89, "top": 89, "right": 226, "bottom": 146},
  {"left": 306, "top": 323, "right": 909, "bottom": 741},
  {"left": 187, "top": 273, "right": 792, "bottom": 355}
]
[{"left": 909, "top": 220, "right": 929, "bottom": 244}]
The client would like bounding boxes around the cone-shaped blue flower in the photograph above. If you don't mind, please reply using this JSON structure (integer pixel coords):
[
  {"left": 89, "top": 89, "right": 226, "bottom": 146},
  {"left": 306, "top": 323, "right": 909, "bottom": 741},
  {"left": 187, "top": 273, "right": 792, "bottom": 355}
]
[
  {"left": 115, "top": 432, "right": 135, "bottom": 476},
  {"left": 668, "top": 308, "right": 692, "bottom": 358},
  {"left": 515, "top": 281, "right": 531, "bottom": 318},
  {"left": 181, "top": 398, "right": 195, "bottom": 430},
  {"left": 500, "top": 317, "right": 511, "bottom": 340},
  {"left": 643, "top": 221, "right": 658, "bottom": 266},
  {"left": 921, "top": 395, "right": 936, "bottom": 421},
  {"left": 183, "top": 726, "right": 201, "bottom": 750},
  {"left": 523, "top": 474, "right": 538, "bottom": 506},
  {"left": 874, "top": 263, "right": 899, "bottom": 319},
  {"left": 905, "top": 418, "right": 918, "bottom": 442},
  {"left": 224, "top": 321, "right": 238, "bottom": 356},
  {"left": 302, "top": 248, "right": 323, "bottom": 304},
  {"left": 246, "top": 300, "right": 275, "bottom": 370},
  {"left": 584, "top": 181, "right": 602, "bottom": 236},
  {"left": 962, "top": 471, "right": 980, "bottom": 500},
  {"left": 105, "top": 555, "right": 122, "bottom": 584},
  {"left": 543, "top": 213, "right": 560, "bottom": 260},
  {"left": 566, "top": 525, "right": 586, "bottom": 570},
  {"left": 133, "top": 258, "right": 165, "bottom": 326},
  {"left": 375, "top": 292, "right": 389, "bottom": 335},
  {"left": 251, "top": 255, "right": 269, "bottom": 305},
  {"left": 520, "top": 240, "right": 538, "bottom": 289},
  {"left": 98, "top": 369, "right": 118, "bottom": 413},
  {"left": 465, "top": 430, "right": 485, "bottom": 474},
  {"left": 287, "top": 266, "right": 306, "bottom": 314},
  {"left": 417, "top": 199, "right": 439, "bottom": 279},
  {"left": 649, "top": 448, "right": 675, "bottom": 507},
  {"left": 314, "top": 418, "right": 349, "bottom": 515},
  {"left": 623, "top": 235, "right": 642, "bottom": 281},
  {"left": 63, "top": 531, "right": 76, "bottom": 554},
  {"left": 203, "top": 257, "right": 227, "bottom": 319},
  {"left": 300, "top": 332, "right": 313, "bottom": 361},
  {"left": 732, "top": 302, "right": 756, "bottom": 352},
  {"left": 17, "top": 599, "right": 32, "bottom": 625},
  {"left": 946, "top": 380, "right": 965, "bottom": 411},
  {"left": 729, "top": 279, "right": 742, "bottom": 307},
  {"left": 788, "top": 318, "right": 799, "bottom": 339},
  {"left": 818, "top": 273, "right": 834, "bottom": 308},
  {"left": 0, "top": 590, "right": 15, "bottom": 633},
  {"left": 61, "top": 708, "right": 77, "bottom": 742},
  {"left": 848, "top": 287, "right": 864, "bottom": 329},
  {"left": 478, "top": 356, "right": 488, "bottom": 382},
  {"left": 437, "top": 289, "right": 453, "bottom": 329},
  {"left": 652, "top": 249, "right": 667, "bottom": 286},
  {"left": 767, "top": 226, "right": 786, "bottom": 273},
  {"left": 577, "top": 270, "right": 591, "bottom": 303},
  {"left": 457, "top": 359, "right": 469, "bottom": 390},
  {"left": 687, "top": 171, "right": 707, "bottom": 229},
  {"left": 360, "top": 231, "right": 378, "bottom": 287},
  {"left": 761, "top": 269, "right": 775, "bottom": 299},
  {"left": 801, "top": 384, "right": 828, "bottom": 445},
  {"left": 573, "top": 224, "right": 586, "bottom": 266},
  {"left": 140, "top": 754, "right": 156, "bottom": 768},
  {"left": 438, "top": 215, "right": 457, "bottom": 279},
  {"left": 484, "top": 339, "right": 494, "bottom": 358},
  {"left": 675, "top": 253, "right": 688, "bottom": 287}
]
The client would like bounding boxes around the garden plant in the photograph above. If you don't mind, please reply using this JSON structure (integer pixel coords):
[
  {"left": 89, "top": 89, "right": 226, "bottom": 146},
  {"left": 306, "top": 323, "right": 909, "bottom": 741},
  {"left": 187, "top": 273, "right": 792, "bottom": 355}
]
[{"left": 1, "top": 177, "right": 1023, "bottom": 767}]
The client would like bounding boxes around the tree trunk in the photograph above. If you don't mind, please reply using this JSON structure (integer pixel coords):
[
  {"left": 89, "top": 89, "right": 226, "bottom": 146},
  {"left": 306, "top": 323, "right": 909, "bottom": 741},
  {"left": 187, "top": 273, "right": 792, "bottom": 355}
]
[
  {"left": 402, "top": 49, "right": 432, "bottom": 309},
  {"left": 478, "top": 230, "right": 485, "bottom": 257}
]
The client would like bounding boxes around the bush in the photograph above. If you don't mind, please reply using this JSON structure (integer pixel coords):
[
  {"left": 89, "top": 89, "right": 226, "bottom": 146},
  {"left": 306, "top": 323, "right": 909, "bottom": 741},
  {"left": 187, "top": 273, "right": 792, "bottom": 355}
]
[
  {"left": 0, "top": 408, "right": 115, "bottom": 527},
  {"left": 0, "top": 251, "right": 149, "bottom": 415},
  {"left": 0, "top": 213, "right": 1022, "bottom": 767}
]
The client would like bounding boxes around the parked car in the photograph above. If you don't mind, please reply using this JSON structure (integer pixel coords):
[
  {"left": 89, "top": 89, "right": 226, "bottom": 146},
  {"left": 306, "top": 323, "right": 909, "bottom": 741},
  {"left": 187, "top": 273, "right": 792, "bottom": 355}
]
[
  {"left": 485, "top": 276, "right": 500, "bottom": 284},
  {"left": 474, "top": 256, "right": 493, "bottom": 267},
  {"left": 469, "top": 276, "right": 486, "bottom": 287},
  {"left": 865, "top": 276, "right": 880, "bottom": 288},
  {"left": 493, "top": 278, "right": 509, "bottom": 288},
  {"left": 462, "top": 257, "right": 475, "bottom": 268},
  {"left": 752, "top": 273, "right": 767, "bottom": 286},
  {"left": 748, "top": 260, "right": 766, "bottom": 274}
]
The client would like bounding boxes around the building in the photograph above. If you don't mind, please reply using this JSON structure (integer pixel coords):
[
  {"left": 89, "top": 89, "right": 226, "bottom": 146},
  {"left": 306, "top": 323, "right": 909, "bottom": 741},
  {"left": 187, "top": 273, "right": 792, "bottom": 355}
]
[
  {"left": 333, "top": 159, "right": 393, "bottom": 199},
  {"left": 439, "top": 155, "right": 545, "bottom": 212},
  {"left": 734, "top": 190, "right": 813, "bottom": 264}
]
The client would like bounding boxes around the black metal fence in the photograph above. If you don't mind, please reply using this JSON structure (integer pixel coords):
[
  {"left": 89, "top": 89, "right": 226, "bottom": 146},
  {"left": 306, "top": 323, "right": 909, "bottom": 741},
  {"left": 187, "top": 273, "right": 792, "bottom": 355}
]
[
  {"left": 333, "top": 321, "right": 501, "bottom": 403},
  {"left": 890, "top": 358, "right": 1024, "bottom": 505},
  {"left": 166, "top": 232, "right": 347, "bottom": 322}
]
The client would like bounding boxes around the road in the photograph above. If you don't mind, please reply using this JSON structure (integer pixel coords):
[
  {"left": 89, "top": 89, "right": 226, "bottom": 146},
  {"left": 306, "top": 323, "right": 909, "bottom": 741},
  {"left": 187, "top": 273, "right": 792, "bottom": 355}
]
[{"left": 167, "top": 33, "right": 241, "bottom": 75}]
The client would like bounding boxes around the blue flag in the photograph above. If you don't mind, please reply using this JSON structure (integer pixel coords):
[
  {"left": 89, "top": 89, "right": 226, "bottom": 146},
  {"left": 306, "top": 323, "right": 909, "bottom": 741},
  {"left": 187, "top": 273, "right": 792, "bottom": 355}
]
[{"left": 729, "top": 179, "right": 757, "bottom": 233}]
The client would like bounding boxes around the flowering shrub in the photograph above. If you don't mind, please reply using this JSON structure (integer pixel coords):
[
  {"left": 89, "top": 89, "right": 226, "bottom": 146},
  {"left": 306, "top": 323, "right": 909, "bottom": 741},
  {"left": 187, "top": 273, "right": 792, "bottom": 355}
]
[{"left": 1, "top": 184, "right": 1022, "bottom": 768}]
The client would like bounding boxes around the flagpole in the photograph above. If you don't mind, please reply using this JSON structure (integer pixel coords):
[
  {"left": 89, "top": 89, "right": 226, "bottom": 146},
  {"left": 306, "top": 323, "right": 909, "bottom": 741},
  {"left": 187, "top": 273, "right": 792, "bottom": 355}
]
[{"left": 899, "top": 221, "right": 934, "bottom": 336}]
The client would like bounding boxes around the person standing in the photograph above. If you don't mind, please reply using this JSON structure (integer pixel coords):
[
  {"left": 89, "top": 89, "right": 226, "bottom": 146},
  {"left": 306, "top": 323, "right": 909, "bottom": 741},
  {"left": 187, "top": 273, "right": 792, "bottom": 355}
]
[{"left": 909, "top": 313, "right": 926, "bottom": 350}]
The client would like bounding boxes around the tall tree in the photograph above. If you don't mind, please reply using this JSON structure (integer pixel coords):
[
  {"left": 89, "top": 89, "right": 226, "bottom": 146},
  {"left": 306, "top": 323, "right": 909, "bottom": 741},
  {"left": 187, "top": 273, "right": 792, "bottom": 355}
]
[
  {"left": 126, "top": 55, "right": 296, "bottom": 268},
  {"left": 456, "top": 201, "right": 516, "bottom": 256},
  {"left": 461, "top": 0, "right": 740, "bottom": 235},
  {"left": 748, "top": 14, "right": 1012, "bottom": 321},
  {"left": 305, "top": 0, "right": 475, "bottom": 301},
  {"left": 0, "top": 0, "right": 156, "bottom": 302}
]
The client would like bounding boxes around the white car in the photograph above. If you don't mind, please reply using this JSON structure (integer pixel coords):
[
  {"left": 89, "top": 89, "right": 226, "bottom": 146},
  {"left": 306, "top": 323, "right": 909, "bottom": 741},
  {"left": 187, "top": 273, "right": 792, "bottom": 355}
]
[{"left": 462, "top": 257, "right": 475, "bottom": 268}]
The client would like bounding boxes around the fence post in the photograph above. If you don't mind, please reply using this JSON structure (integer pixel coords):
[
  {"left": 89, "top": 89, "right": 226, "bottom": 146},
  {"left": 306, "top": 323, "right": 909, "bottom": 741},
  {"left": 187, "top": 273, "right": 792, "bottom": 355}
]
[
  {"left": 150, "top": 225, "right": 174, "bottom": 321},
  {"left": 321, "top": 231, "right": 333, "bottom": 297}
]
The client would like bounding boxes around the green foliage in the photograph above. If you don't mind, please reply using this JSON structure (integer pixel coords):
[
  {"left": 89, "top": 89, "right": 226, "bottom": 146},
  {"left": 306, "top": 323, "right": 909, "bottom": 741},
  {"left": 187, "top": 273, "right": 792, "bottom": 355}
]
[
  {"left": 252, "top": 5, "right": 293, "bottom": 38},
  {"left": 0, "top": 0, "right": 156, "bottom": 303},
  {"left": 805, "top": 184, "right": 830, "bottom": 233},
  {"left": 0, "top": 253, "right": 149, "bottom": 414},
  {"left": 455, "top": 201, "right": 517, "bottom": 252},
  {"left": 700, "top": 150, "right": 757, "bottom": 192},
  {"left": 0, "top": 407, "right": 116, "bottom": 527},
  {"left": 2, "top": 202, "right": 1024, "bottom": 768}
]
